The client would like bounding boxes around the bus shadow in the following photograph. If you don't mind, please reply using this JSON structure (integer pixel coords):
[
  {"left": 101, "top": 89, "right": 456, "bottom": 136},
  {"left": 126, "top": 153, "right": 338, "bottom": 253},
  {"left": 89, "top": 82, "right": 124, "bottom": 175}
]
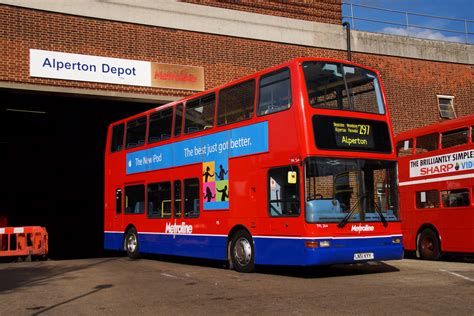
[
  {"left": 141, "top": 253, "right": 228, "bottom": 270},
  {"left": 256, "top": 261, "right": 400, "bottom": 279},
  {"left": 404, "top": 251, "right": 474, "bottom": 264},
  {"left": 141, "top": 253, "right": 399, "bottom": 278}
]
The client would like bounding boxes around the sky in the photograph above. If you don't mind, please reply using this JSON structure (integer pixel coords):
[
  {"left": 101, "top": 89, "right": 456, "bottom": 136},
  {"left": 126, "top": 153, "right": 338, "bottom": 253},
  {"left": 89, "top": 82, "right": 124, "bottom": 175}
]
[{"left": 342, "top": 0, "right": 474, "bottom": 44}]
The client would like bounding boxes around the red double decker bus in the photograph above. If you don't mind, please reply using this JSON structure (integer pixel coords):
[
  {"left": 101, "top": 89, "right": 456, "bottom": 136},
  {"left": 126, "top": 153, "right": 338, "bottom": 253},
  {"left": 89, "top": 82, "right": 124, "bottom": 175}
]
[
  {"left": 396, "top": 115, "right": 474, "bottom": 260},
  {"left": 104, "top": 57, "right": 402, "bottom": 272}
]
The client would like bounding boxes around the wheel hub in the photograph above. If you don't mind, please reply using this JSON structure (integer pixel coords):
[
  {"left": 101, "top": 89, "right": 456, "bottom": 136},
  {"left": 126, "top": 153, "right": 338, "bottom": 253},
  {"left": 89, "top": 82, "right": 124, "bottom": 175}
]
[
  {"left": 127, "top": 234, "right": 137, "bottom": 253},
  {"left": 234, "top": 237, "right": 252, "bottom": 266}
]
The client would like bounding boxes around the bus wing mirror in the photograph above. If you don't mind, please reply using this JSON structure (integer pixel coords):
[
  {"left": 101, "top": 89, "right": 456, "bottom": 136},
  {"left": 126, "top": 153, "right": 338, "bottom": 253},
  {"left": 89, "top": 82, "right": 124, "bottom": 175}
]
[{"left": 288, "top": 171, "right": 297, "bottom": 184}]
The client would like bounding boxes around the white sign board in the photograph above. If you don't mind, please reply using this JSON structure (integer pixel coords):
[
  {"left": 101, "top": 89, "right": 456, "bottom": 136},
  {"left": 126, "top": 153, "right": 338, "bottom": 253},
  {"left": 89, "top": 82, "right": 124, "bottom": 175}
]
[
  {"left": 30, "top": 49, "right": 152, "bottom": 87},
  {"left": 409, "top": 149, "right": 474, "bottom": 178}
]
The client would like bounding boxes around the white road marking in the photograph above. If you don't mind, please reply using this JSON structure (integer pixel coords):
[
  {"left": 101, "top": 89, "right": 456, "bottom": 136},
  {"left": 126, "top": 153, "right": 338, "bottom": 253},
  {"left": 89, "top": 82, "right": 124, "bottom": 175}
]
[
  {"left": 439, "top": 269, "right": 474, "bottom": 282},
  {"left": 161, "top": 273, "right": 178, "bottom": 279}
]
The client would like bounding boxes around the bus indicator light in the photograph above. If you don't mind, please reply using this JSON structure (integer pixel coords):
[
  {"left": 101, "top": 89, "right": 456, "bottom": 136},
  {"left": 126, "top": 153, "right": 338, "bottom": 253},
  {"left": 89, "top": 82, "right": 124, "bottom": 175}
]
[{"left": 305, "top": 241, "right": 319, "bottom": 248}]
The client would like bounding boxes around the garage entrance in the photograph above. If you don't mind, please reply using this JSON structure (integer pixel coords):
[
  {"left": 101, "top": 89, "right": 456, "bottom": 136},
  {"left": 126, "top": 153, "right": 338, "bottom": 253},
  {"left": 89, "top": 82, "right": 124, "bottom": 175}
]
[{"left": 0, "top": 89, "right": 160, "bottom": 259}]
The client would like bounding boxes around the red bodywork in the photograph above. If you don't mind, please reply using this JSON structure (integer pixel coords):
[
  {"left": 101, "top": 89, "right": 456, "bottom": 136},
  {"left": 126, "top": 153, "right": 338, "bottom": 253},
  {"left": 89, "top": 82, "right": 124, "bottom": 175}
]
[
  {"left": 104, "top": 57, "right": 402, "bottom": 260},
  {"left": 396, "top": 115, "right": 474, "bottom": 254}
]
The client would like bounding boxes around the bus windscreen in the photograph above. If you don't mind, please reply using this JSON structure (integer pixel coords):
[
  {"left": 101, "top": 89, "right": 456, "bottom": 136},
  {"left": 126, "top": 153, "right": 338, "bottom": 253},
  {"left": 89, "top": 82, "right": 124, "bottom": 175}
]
[{"left": 305, "top": 158, "right": 399, "bottom": 224}]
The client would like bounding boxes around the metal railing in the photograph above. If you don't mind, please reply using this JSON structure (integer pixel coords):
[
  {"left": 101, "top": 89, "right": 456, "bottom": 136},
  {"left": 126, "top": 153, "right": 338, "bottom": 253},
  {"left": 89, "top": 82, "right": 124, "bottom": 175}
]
[{"left": 342, "top": 2, "right": 474, "bottom": 44}]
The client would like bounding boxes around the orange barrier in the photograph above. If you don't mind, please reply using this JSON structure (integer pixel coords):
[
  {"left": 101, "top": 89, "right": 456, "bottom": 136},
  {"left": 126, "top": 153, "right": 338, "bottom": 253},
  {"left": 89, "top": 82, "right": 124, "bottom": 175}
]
[{"left": 0, "top": 227, "right": 48, "bottom": 259}]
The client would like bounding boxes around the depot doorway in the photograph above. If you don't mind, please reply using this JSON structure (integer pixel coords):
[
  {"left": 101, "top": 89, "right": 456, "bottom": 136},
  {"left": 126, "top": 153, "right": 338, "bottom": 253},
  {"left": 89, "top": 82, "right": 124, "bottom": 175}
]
[{"left": 0, "top": 89, "right": 159, "bottom": 259}]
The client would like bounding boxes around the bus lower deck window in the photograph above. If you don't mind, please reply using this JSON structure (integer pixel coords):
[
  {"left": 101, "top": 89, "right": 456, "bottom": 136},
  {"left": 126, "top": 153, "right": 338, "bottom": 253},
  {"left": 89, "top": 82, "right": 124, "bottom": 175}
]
[
  {"left": 416, "top": 190, "right": 439, "bottom": 209},
  {"left": 441, "top": 189, "right": 470, "bottom": 208},
  {"left": 184, "top": 178, "right": 200, "bottom": 218}
]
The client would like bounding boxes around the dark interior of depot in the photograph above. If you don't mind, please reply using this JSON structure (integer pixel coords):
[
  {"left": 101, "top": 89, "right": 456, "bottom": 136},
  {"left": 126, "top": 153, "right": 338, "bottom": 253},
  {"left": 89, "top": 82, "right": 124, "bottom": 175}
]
[{"left": 0, "top": 90, "right": 155, "bottom": 259}]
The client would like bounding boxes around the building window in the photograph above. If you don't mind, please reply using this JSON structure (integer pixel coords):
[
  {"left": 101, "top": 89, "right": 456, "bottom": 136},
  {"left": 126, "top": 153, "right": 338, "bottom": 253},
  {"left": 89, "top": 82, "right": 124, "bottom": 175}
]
[
  {"left": 124, "top": 185, "right": 145, "bottom": 214},
  {"left": 126, "top": 116, "right": 147, "bottom": 149},
  {"left": 415, "top": 133, "right": 438, "bottom": 153},
  {"left": 257, "top": 68, "right": 291, "bottom": 116},
  {"left": 416, "top": 190, "right": 439, "bottom": 209},
  {"left": 111, "top": 123, "right": 124, "bottom": 153},
  {"left": 441, "top": 189, "right": 470, "bottom": 207},
  {"left": 396, "top": 139, "right": 413, "bottom": 157},
  {"left": 217, "top": 79, "right": 255, "bottom": 126},
  {"left": 442, "top": 128, "right": 468, "bottom": 149},
  {"left": 437, "top": 95, "right": 456, "bottom": 119},
  {"left": 268, "top": 167, "right": 300, "bottom": 217},
  {"left": 184, "top": 94, "right": 215, "bottom": 134},
  {"left": 149, "top": 108, "right": 173, "bottom": 143},
  {"left": 184, "top": 178, "right": 200, "bottom": 218},
  {"left": 147, "top": 182, "right": 172, "bottom": 218}
]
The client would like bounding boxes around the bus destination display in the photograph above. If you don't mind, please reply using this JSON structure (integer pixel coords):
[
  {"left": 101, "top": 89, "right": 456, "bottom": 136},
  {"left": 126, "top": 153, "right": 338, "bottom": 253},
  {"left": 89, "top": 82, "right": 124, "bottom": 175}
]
[
  {"left": 313, "top": 115, "right": 391, "bottom": 153},
  {"left": 333, "top": 121, "right": 374, "bottom": 149}
]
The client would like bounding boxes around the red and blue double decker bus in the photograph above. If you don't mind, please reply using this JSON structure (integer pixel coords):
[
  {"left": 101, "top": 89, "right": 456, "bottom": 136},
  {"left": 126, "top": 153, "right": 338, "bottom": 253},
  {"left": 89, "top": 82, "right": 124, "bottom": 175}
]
[
  {"left": 396, "top": 115, "right": 474, "bottom": 259},
  {"left": 104, "top": 57, "right": 403, "bottom": 272}
]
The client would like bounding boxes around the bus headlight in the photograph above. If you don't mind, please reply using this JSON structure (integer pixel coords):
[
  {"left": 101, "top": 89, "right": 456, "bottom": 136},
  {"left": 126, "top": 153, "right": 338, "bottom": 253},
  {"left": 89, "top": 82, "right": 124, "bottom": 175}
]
[
  {"left": 392, "top": 237, "right": 401, "bottom": 244},
  {"left": 319, "top": 240, "right": 331, "bottom": 247},
  {"left": 305, "top": 240, "right": 331, "bottom": 248}
]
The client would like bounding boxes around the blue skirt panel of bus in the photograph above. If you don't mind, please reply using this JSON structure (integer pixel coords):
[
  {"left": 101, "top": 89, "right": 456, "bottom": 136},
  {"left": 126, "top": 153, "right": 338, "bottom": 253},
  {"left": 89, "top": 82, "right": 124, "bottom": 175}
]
[
  {"left": 139, "top": 233, "right": 227, "bottom": 260},
  {"left": 104, "top": 232, "right": 227, "bottom": 260},
  {"left": 253, "top": 236, "right": 404, "bottom": 265},
  {"left": 105, "top": 232, "right": 403, "bottom": 265},
  {"left": 104, "top": 232, "right": 124, "bottom": 251}
]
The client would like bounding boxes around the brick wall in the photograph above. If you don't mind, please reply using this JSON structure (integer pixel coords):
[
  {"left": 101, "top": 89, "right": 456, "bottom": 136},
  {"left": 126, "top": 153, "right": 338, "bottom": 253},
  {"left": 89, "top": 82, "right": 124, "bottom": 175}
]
[
  {"left": 180, "top": 0, "right": 342, "bottom": 24},
  {"left": 0, "top": 5, "right": 472, "bottom": 134}
]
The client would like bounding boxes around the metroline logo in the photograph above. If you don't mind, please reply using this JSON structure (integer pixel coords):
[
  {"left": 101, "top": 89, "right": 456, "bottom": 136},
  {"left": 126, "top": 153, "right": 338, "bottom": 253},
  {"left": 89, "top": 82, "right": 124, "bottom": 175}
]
[
  {"left": 165, "top": 222, "right": 193, "bottom": 234},
  {"left": 351, "top": 224, "right": 375, "bottom": 233}
]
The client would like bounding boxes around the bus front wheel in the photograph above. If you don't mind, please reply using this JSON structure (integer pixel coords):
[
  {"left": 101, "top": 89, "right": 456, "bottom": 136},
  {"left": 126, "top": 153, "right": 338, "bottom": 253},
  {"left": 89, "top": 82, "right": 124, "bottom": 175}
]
[
  {"left": 125, "top": 227, "right": 140, "bottom": 260},
  {"left": 230, "top": 230, "right": 255, "bottom": 273},
  {"left": 417, "top": 228, "right": 441, "bottom": 260}
]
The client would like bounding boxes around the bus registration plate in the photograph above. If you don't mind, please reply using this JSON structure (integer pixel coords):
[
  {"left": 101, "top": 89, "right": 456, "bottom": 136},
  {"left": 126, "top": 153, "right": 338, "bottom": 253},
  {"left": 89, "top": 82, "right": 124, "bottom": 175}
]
[{"left": 354, "top": 252, "right": 374, "bottom": 260}]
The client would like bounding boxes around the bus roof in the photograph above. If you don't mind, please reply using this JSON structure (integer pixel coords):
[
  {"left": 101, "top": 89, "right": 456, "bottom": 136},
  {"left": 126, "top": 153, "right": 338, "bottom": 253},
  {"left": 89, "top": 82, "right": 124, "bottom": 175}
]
[
  {"left": 395, "top": 114, "right": 474, "bottom": 141},
  {"left": 110, "top": 56, "right": 381, "bottom": 126}
]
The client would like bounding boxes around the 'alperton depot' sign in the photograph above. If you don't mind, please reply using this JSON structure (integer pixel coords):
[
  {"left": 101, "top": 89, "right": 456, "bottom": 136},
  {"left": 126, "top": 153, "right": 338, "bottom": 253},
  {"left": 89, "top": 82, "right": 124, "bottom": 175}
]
[{"left": 29, "top": 49, "right": 204, "bottom": 91}]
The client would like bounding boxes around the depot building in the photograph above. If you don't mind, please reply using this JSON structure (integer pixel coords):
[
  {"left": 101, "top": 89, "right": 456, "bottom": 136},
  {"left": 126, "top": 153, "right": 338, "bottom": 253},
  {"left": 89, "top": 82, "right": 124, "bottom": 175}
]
[{"left": 1, "top": 1, "right": 473, "bottom": 258}]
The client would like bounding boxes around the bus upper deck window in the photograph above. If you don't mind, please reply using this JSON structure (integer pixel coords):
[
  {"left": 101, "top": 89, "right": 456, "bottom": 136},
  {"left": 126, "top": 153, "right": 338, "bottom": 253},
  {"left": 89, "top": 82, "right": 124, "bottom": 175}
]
[
  {"left": 184, "top": 94, "right": 215, "bottom": 134},
  {"left": 217, "top": 79, "right": 255, "bottom": 126},
  {"left": 442, "top": 128, "right": 468, "bottom": 149},
  {"left": 111, "top": 123, "right": 124, "bottom": 153},
  {"left": 257, "top": 68, "right": 291, "bottom": 116},
  {"left": 174, "top": 103, "right": 183, "bottom": 137},
  {"left": 149, "top": 108, "right": 173, "bottom": 143},
  {"left": 396, "top": 139, "right": 413, "bottom": 157},
  {"left": 415, "top": 133, "right": 438, "bottom": 154},
  {"left": 126, "top": 116, "right": 147, "bottom": 149}
]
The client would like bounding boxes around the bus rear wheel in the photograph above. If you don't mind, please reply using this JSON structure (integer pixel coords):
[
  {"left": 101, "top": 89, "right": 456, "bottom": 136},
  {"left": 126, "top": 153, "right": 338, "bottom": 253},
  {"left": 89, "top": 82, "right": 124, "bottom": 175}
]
[
  {"left": 418, "top": 228, "right": 441, "bottom": 260},
  {"left": 230, "top": 230, "right": 255, "bottom": 273},
  {"left": 124, "top": 227, "right": 140, "bottom": 260}
]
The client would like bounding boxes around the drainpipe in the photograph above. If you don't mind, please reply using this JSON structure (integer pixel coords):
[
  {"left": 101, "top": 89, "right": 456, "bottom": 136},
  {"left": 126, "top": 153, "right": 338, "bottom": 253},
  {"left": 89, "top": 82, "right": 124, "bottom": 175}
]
[{"left": 342, "top": 22, "right": 352, "bottom": 61}]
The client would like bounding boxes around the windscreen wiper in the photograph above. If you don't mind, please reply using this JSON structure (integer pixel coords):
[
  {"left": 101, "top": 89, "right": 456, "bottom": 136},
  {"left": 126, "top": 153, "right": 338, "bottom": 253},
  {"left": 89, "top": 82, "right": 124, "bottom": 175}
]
[
  {"left": 337, "top": 194, "right": 364, "bottom": 228},
  {"left": 372, "top": 197, "right": 388, "bottom": 227}
]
